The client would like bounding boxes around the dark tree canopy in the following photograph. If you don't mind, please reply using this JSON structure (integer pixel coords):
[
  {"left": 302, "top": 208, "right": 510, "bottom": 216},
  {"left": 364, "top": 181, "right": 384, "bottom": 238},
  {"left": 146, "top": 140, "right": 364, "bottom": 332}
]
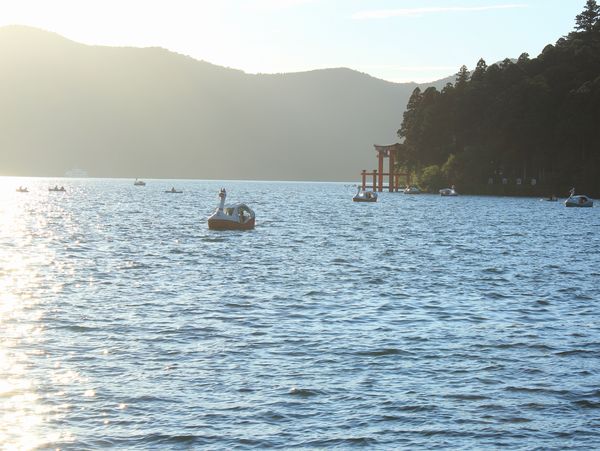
[
  {"left": 396, "top": 2, "right": 600, "bottom": 196},
  {"left": 455, "top": 65, "right": 470, "bottom": 88},
  {"left": 575, "top": 0, "right": 600, "bottom": 32}
]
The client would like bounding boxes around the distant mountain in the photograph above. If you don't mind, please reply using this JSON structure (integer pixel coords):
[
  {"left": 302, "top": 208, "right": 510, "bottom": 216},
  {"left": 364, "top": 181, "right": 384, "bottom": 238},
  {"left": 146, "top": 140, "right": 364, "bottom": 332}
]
[{"left": 0, "top": 25, "right": 446, "bottom": 181}]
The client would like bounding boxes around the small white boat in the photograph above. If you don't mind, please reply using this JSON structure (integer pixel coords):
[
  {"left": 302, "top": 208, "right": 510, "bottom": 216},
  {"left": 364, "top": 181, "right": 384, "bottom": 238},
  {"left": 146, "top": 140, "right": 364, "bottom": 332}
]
[
  {"left": 165, "top": 187, "right": 183, "bottom": 193},
  {"left": 353, "top": 186, "right": 377, "bottom": 202},
  {"left": 49, "top": 186, "right": 66, "bottom": 192},
  {"left": 208, "top": 189, "right": 255, "bottom": 230},
  {"left": 565, "top": 188, "right": 593, "bottom": 207},
  {"left": 16, "top": 186, "right": 29, "bottom": 193},
  {"left": 134, "top": 178, "right": 146, "bottom": 186},
  {"left": 403, "top": 186, "right": 422, "bottom": 194},
  {"left": 541, "top": 195, "right": 558, "bottom": 202},
  {"left": 439, "top": 185, "right": 458, "bottom": 196},
  {"left": 565, "top": 195, "right": 593, "bottom": 207}
]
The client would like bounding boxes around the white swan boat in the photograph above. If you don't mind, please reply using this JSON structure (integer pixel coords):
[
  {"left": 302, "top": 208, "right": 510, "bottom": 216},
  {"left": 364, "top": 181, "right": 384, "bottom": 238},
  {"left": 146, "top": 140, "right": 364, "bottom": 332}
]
[
  {"left": 134, "top": 178, "right": 146, "bottom": 186},
  {"left": 208, "top": 189, "right": 255, "bottom": 230},
  {"left": 439, "top": 186, "right": 458, "bottom": 196},
  {"left": 403, "top": 186, "right": 422, "bottom": 194},
  {"left": 353, "top": 187, "right": 377, "bottom": 202},
  {"left": 565, "top": 194, "right": 593, "bottom": 207},
  {"left": 565, "top": 188, "right": 593, "bottom": 207}
]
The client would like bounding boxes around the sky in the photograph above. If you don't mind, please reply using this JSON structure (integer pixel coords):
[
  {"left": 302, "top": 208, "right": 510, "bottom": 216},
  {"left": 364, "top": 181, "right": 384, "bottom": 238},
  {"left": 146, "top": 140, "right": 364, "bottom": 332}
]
[{"left": 0, "top": 0, "right": 587, "bottom": 83}]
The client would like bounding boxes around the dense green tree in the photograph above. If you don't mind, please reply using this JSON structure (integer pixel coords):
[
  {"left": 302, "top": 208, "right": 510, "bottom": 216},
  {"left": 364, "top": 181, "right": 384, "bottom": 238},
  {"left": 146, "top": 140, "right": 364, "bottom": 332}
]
[
  {"left": 396, "top": 87, "right": 423, "bottom": 171},
  {"left": 398, "top": 87, "right": 422, "bottom": 142},
  {"left": 396, "top": 1, "right": 600, "bottom": 196},
  {"left": 455, "top": 65, "right": 470, "bottom": 89},
  {"left": 419, "top": 164, "right": 446, "bottom": 191},
  {"left": 575, "top": 0, "right": 600, "bottom": 32},
  {"left": 470, "top": 58, "right": 488, "bottom": 82}
]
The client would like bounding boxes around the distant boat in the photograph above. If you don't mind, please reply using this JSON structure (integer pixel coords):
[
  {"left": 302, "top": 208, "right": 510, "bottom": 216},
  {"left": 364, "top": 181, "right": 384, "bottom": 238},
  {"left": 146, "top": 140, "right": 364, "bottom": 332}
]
[
  {"left": 134, "top": 178, "right": 146, "bottom": 186},
  {"left": 353, "top": 186, "right": 377, "bottom": 202},
  {"left": 565, "top": 195, "right": 593, "bottom": 207},
  {"left": 49, "top": 185, "right": 66, "bottom": 192},
  {"left": 565, "top": 188, "right": 593, "bottom": 207},
  {"left": 208, "top": 189, "right": 255, "bottom": 230},
  {"left": 64, "top": 168, "right": 88, "bottom": 178},
  {"left": 542, "top": 195, "right": 558, "bottom": 202},
  {"left": 439, "top": 185, "right": 458, "bottom": 196},
  {"left": 403, "top": 186, "right": 422, "bottom": 194},
  {"left": 16, "top": 186, "right": 29, "bottom": 193},
  {"left": 165, "top": 187, "right": 183, "bottom": 193}
]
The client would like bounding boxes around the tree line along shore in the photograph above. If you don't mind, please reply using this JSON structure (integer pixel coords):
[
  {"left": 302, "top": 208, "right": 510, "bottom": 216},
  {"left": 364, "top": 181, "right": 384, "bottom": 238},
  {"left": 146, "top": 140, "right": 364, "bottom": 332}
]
[{"left": 394, "top": 1, "right": 600, "bottom": 198}]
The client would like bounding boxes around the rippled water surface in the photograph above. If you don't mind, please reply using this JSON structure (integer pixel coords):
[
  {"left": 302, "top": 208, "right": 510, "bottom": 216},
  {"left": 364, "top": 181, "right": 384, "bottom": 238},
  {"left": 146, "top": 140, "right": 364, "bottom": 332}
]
[{"left": 1, "top": 177, "right": 600, "bottom": 449}]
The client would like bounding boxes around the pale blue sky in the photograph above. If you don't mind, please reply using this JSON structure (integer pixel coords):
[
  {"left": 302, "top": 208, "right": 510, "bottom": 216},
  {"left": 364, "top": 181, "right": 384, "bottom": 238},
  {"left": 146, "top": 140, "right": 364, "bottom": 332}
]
[{"left": 0, "top": 0, "right": 587, "bottom": 82}]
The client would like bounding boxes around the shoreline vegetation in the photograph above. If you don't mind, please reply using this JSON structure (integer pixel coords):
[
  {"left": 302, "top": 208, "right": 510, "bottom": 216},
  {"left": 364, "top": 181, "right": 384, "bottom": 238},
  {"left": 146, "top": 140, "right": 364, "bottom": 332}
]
[{"left": 394, "top": 1, "right": 600, "bottom": 198}]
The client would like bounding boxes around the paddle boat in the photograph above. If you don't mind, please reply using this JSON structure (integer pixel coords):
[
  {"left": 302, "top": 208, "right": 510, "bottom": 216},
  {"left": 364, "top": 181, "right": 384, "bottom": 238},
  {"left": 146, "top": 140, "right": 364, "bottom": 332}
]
[
  {"left": 165, "top": 187, "right": 183, "bottom": 193},
  {"left": 134, "top": 178, "right": 146, "bottom": 186},
  {"left": 565, "top": 195, "right": 593, "bottom": 207},
  {"left": 403, "top": 186, "right": 422, "bottom": 194},
  {"left": 353, "top": 186, "right": 377, "bottom": 202},
  {"left": 208, "top": 189, "right": 255, "bottom": 230},
  {"left": 16, "top": 186, "right": 29, "bottom": 193},
  {"left": 565, "top": 188, "right": 593, "bottom": 207},
  {"left": 49, "top": 185, "right": 66, "bottom": 192},
  {"left": 439, "top": 185, "right": 458, "bottom": 196}
]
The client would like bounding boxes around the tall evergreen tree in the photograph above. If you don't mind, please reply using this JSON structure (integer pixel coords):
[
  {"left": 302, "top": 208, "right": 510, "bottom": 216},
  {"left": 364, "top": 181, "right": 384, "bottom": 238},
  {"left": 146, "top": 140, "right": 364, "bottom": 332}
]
[
  {"left": 454, "top": 65, "right": 470, "bottom": 89},
  {"left": 575, "top": 0, "right": 600, "bottom": 32},
  {"left": 397, "top": 87, "right": 423, "bottom": 171},
  {"left": 398, "top": 87, "right": 422, "bottom": 141},
  {"left": 470, "top": 58, "right": 488, "bottom": 82}
]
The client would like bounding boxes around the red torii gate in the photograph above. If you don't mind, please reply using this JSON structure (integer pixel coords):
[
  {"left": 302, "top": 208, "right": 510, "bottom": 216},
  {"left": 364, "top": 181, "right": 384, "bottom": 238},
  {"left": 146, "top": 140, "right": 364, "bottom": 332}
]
[{"left": 361, "top": 144, "right": 410, "bottom": 192}]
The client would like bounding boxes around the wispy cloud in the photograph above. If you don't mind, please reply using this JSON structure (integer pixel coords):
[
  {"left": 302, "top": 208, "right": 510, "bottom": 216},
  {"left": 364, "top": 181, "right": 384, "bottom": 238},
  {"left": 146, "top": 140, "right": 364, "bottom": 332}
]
[{"left": 352, "top": 4, "right": 527, "bottom": 20}]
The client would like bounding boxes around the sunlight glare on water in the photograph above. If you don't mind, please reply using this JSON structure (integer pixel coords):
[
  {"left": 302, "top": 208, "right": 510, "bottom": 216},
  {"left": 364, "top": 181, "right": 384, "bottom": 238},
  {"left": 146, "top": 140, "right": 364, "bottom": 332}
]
[{"left": 0, "top": 178, "right": 72, "bottom": 449}]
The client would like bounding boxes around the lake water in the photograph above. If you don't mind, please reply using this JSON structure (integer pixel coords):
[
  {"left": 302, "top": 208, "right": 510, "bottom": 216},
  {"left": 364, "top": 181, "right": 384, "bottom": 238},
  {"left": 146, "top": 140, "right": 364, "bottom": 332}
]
[{"left": 1, "top": 178, "right": 600, "bottom": 449}]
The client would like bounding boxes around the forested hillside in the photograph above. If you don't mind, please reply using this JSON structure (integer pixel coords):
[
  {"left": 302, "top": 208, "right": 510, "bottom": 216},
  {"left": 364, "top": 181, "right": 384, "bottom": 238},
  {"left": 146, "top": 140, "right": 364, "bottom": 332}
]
[
  {"left": 397, "top": 0, "right": 600, "bottom": 196},
  {"left": 0, "top": 26, "right": 444, "bottom": 181}
]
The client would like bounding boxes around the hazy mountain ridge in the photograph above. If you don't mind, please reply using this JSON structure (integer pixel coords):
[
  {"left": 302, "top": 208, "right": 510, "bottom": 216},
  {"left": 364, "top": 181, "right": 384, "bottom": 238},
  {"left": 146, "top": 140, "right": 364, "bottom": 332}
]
[{"left": 0, "top": 25, "right": 443, "bottom": 181}]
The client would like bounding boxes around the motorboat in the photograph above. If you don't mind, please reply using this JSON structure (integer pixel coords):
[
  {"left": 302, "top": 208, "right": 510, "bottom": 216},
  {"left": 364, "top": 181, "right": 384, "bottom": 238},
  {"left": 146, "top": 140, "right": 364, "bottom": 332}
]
[
  {"left": 208, "top": 188, "right": 255, "bottom": 230},
  {"left": 165, "top": 187, "right": 183, "bottom": 193},
  {"left": 16, "top": 186, "right": 29, "bottom": 193},
  {"left": 439, "top": 185, "right": 458, "bottom": 196},
  {"left": 565, "top": 194, "right": 593, "bottom": 207},
  {"left": 353, "top": 186, "right": 377, "bottom": 202},
  {"left": 565, "top": 188, "right": 593, "bottom": 207},
  {"left": 134, "top": 178, "right": 146, "bottom": 186},
  {"left": 49, "top": 186, "right": 66, "bottom": 192},
  {"left": 403, "top": 186, "right": 422, "bottom": 194}
]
